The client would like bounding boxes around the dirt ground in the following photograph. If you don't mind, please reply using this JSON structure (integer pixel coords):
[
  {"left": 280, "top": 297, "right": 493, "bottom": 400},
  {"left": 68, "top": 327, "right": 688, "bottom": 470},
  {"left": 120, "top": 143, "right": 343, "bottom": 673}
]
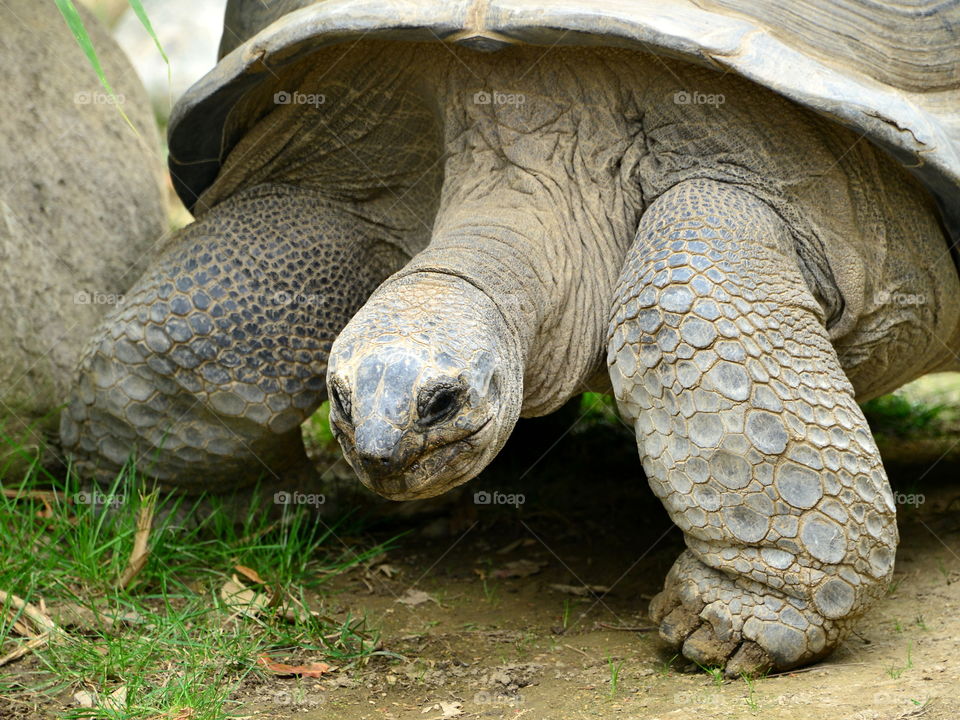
[
  {"left": 2, "top": 413, "right": 957, "bottom": 719},
  {"left": 231, "top": 418, "right": 960, "bottom": 720}
]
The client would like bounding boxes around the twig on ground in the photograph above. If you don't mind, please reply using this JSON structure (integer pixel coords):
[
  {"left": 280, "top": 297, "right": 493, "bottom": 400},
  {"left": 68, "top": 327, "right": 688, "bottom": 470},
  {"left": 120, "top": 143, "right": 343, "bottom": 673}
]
[
  {"left": 563, "top": 643, "right": 594, "bottom": 660},
  {"left": 597, "top": 622, "right": 657, "bottom": 632},
  {"left": 0, "top": 634, "right": 51, "bottom": 667},
  {"left": 115, "top": 493, "right": 157, "bottom": 589},
  {"left": 1, "top": 488, "right": 63, "bottom": 503},
  {"left": 0, "top": 590, "right": 64, "bottom": 667},
  {"left": 765, "top": 661, "right": 866, "bottom": 678},
  {"left": 0, "top": 590, "right": 59, "bottom": 634}
]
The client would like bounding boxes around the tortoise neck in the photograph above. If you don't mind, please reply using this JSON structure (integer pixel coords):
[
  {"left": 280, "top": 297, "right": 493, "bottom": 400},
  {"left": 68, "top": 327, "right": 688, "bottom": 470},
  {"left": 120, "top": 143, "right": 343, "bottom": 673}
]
[{"left": 396, "top": 203, "right": 618, "bottom": 417}]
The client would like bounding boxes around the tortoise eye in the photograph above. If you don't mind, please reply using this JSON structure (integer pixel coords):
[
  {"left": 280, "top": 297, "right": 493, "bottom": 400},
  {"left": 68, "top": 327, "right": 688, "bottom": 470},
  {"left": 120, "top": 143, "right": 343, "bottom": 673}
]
[
  {"left": 330, "top": 381, "right": 352, "bottom": 424},
  {"left": 417, "top": 385, "right": 462, "bottom": 426}
]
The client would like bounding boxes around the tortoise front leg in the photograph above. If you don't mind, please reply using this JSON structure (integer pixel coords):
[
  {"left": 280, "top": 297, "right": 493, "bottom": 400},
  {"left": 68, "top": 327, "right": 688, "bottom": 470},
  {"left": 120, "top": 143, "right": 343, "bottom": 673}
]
[
  {"left": 61, "top": 184, "right": 406, "bottom": 490},
  {"left": 608, "top": 179, "right": 897, "bottom": 675}
]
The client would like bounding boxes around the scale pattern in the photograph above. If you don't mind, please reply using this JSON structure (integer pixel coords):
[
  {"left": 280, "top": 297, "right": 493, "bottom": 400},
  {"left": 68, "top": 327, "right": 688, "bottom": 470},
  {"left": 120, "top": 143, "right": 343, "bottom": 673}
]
[
  {"left": 61, "top": 185, "right": 406, "bottom": 487},
  {"left": 608, "top": 179, "right": 898, "bottom": 672}
]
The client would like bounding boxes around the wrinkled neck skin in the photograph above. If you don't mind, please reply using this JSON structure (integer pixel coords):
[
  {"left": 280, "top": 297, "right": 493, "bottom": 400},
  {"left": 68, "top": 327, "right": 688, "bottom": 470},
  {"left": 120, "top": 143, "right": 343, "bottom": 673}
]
[
  {"left": 328, "top": 48, "right": 647, "bottom": 496},
  {"left": 414, "top": 52, "right": 646, "bottom": 416}
]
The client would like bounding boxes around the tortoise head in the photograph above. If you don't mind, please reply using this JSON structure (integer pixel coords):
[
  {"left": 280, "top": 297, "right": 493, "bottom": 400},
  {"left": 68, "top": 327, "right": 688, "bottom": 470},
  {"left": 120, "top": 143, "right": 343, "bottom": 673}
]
[{"left": 326, "top": 271, "right": 524, "bottom": 500}]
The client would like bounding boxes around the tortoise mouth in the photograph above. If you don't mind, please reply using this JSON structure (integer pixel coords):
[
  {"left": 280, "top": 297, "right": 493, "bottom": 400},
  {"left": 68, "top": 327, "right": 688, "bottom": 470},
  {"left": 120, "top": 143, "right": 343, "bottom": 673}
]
[{"left": 353, "top": 417, "right": 493, "bottom": 500}]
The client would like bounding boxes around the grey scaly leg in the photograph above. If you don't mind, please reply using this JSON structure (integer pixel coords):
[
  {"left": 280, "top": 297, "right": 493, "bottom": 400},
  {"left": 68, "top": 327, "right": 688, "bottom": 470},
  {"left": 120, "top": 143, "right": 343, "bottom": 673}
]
[
  {"left": 61, "top": 184, "right": 406, "bottom": 490},
  {"left": 608, "top": 179, "right": 898, "bottom": 674}
]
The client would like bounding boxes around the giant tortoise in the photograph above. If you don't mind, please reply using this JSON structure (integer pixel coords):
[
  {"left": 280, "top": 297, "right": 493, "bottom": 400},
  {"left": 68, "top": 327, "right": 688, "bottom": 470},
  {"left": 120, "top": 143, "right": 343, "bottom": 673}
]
[{"left": 64, "top": 0, "right": 960, "bottom": 675}]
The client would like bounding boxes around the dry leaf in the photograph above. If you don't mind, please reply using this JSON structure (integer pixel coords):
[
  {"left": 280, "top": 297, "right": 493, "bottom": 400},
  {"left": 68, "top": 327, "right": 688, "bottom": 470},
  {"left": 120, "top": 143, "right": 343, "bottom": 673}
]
[
  {"left": 439, "top": 702, "right": 464, "bottom": 717},
  {"left": 371, "top": 563, "right": 400, "bottom": 578},
  {"left": 422, "top": 701, "right": 463, "bottom": 717},
  {"left": 0, "top": 590, "right": 59, "bottom": 635},
  {"left": 396, "top": 589, "right": 437, "bottom": 607},
  {"left": 104, "top": 685, "right": 127, "bottom": 711},
  {"left": 257, "top": 654, "right": 335, "bottom": 677},
  {"left": 0, "top": 590, "right": 63, "bottom": 666},
  {"left": 495, "top": 538, "right": 536, "bottom": 554},
  {"left": 74, "top": 690, "right": 96, "bottom": 708},
  {"left": 1, "top": 488, "right": 62, "bottom": 503},
  {"left": 220, "top": 576, "right": 269, "bottom": 617},
  {"left": 280, "top": 600, "right": 319, "bottom": 623},
  {"left": 46, "top": 602, "right": 101, "bottom": 630},
  {"left": 37, "top": 498, "right": 54, "bottom": 519},
  {"left": 364, "top": 551, "right": 388, "bottom": 567},
  {"left": 0, "top": 634, "right": 49, "bottom": 667},
  {"left": 234, "top": 564, "right": 266, "bottom": 585},
  {"left": 145, "top": 708, "right": 195, "bottom": 720},
  {"left": 490, "top": 559, "right": 547, "bottom": 579},
  {"left": 9, "top": 617, "right": 31, "bottom": 637},
  {"left": 46, "top": 601, "right": 145, "bottom": 631}
]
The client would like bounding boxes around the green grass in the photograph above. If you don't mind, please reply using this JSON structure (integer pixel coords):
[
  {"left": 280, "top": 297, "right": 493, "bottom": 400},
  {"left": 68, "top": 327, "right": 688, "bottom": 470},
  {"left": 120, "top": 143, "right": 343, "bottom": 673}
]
[
  {"left": 560, "top": 598, "right": 572, "bottom": 631},
  {"left": 303, "top": 401, "right": 336, "bottom": 451},
  {"left": 577, "top": 393, "right": 622, "bottom": 429},
  {"left": 885, "top": 640, "right": 914, "bottom": 680},
  {"left": 606, "top": 654, "right": 624, "bottom": 697},
  {"left": 55, "top": 0, "right": 168, "bottom": 134},
  {"left": 0, "top": 446, "right": 395, "bottom": 719},
  {"left": 696, "top": 662, "right": 725, "bottom": 687},
  {"left": 57, "top": 0, "right": 170, "bottom": 120},
  {"left": 861, "top": 393, "right": 947, "bottom": 437},
  {"left": 654, "top": 653, "right": 678, "bottom": 677},
  {"left": 481, "top": 578, "right": 500, "bottom": 607},
  {"left": 739, "top": 671, "right": 760, "bottom": 712}
]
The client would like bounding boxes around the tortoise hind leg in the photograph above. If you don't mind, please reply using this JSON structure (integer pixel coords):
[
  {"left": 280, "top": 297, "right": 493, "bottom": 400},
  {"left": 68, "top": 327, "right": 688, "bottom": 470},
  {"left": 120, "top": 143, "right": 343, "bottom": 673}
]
[
  {"left": 61, "top": 184, "right": 407, "bottom": 491},
  {"left": 607, "top": 178, "right": 897, "bottom": 675}
]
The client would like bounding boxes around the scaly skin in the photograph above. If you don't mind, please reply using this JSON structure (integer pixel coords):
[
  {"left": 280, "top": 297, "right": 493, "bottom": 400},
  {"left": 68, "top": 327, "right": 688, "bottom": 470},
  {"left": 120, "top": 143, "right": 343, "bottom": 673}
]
[
  {"left": 608, "top": 179, "right": 898, "bottom": 673},
  {"left": 61, "top": 184, "right": 407, "bottom": 489}
]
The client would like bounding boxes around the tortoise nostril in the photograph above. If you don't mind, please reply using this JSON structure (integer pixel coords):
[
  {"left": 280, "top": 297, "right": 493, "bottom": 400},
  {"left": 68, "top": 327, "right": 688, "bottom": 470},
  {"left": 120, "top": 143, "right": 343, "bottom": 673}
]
[
  {"left": 353, "top": 419, "right": 402, "bottom": 469},
  {"left": 357, "top": 448, "right": 394, "bottom": 466}
]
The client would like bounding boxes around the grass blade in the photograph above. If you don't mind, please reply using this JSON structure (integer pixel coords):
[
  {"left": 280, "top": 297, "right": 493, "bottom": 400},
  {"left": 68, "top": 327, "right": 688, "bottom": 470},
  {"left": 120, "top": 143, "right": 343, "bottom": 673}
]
[
  {"left": 53, "top": 0, "right": 138, "bottom": 134},
  {"left": 126, "top": 0, "right": 169, "bottom": 64},
  {"left": 126, "top": 0, "right": 172, "bottom": 106}
]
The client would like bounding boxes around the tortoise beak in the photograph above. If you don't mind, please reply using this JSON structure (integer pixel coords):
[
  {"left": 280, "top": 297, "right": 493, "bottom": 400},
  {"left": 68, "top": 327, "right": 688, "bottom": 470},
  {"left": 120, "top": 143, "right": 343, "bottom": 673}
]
[
  {"left": 353, "top": 419, "right": 404, "bottom": 468},
  {"left": 351, "top": 419, "right": 417, "bottom": 494}
]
